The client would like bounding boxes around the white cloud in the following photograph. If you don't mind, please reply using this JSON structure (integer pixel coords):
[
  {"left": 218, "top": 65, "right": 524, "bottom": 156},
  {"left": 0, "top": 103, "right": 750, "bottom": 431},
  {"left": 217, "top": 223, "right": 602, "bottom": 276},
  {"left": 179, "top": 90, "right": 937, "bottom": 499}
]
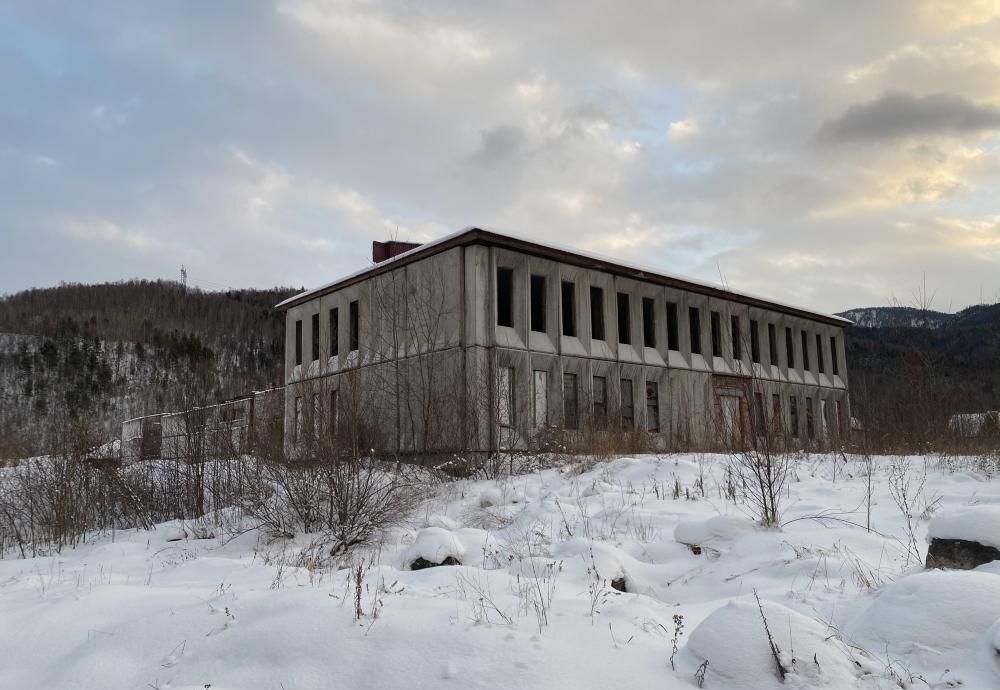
[
  {"left": 667, "top": 119, "right": 701, "bottom": 142},
  {"left": 62, "top": 218, "right": 162, "bottom": 252},
  {"left": 3, "top": 0, "right": 1000, "bottom": 310},
  {"left": 278, "top": 0, "right": 494, "bottom": 68}
]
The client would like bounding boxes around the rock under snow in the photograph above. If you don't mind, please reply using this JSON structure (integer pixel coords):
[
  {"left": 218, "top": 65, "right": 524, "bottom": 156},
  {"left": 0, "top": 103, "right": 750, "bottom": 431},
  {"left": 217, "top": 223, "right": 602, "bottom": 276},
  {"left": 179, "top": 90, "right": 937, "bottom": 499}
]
[
  {"left": 846, "top": 570, "right": 1000, "bottom": 654},
  {"left": 926, "top": 505, "right": 1000, "bottom": 569},
  {"left": 685, "top": 599, "right": 867, "bottom": 690},
  {"left": 988, "top": 618, "right": 1000, "bottom": 679},
  {"left": 404, "top": 527, "right": 465, "bottom": 569},
  {"left": 163, "top": 526, "right": 187, "bottom": 542},
  {"left": 926, "top": 538, "right": 1000, "bottom": 570},
  {"left": 674, "top": 515, "right": 756, "bottom": 547},
  {"left": 928, "top": 505, "right": 1000, "bottom": 550}
]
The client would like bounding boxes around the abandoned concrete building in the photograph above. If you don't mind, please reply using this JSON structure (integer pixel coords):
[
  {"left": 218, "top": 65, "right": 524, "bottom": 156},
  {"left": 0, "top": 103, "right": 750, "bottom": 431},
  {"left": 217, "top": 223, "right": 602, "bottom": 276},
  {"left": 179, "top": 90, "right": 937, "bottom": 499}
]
[{"left": 277, "top": 227, "right": 851, "bottom": 457}]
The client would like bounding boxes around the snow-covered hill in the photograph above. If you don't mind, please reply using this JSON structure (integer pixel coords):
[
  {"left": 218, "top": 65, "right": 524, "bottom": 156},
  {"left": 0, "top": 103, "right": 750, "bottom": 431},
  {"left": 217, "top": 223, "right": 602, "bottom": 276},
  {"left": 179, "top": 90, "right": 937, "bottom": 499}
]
[
  {"left": 0, "top": 280, "right": 294, "bottom": 457},
  {"left": 836, "top": 306, "right": 952, "bottom": 329},
  {"left": 2, "top": 453, "right": 999, "bottom": 689}
]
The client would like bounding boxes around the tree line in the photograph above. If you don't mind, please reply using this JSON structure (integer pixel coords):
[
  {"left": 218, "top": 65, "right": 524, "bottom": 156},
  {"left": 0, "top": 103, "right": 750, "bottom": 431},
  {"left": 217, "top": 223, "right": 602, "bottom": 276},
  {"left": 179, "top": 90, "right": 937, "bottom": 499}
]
[{"left": 0, "top": 280, "right": 296, "bottom": 458}]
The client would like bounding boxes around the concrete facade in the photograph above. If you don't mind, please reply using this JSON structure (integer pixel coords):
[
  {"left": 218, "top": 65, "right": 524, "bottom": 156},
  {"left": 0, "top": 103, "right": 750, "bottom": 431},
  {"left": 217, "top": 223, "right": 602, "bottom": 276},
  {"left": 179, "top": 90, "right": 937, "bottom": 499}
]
[{"left": 278, "top": 228, "right": 851, "bottom": 457}]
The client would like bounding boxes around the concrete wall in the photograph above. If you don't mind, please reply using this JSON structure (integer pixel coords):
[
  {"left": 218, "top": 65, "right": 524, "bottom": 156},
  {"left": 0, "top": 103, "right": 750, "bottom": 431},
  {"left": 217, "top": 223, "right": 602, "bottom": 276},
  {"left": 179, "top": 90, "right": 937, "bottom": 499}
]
[
  {"left": 283, "top": 247, "right": 470, "bottom": 457},
  {"left": 283, "top": 241, "right": 850, "bottom": 456}
]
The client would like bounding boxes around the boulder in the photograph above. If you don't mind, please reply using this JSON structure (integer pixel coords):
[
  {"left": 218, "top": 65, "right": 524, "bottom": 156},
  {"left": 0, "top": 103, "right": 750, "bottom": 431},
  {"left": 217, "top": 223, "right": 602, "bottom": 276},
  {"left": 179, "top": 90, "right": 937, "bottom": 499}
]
[
  {"left": 926, "top": 538, "right": 1000, "bottom": 570},
  {"left": 404, "top": 527, "right": 465, "bottom": 570},
  {"left": 926, "top": 505, "right": 1000, "bottom": 570},
  {"left": 410, "top": 555, "right": 462, "bottom": 570}
]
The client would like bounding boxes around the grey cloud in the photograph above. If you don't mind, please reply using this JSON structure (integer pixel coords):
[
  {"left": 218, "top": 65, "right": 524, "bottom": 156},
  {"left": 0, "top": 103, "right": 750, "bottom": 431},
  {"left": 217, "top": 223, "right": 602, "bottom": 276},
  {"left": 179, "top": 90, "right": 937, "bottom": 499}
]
[
  {"left": 819, "top": 91, "right": 1000, "bottom": 144},
  {"left": 469, "top": 125, "right": 528, "bottom": 166},
  {"left": 1, "top": 2, "right": 999, "bottom": 313}
]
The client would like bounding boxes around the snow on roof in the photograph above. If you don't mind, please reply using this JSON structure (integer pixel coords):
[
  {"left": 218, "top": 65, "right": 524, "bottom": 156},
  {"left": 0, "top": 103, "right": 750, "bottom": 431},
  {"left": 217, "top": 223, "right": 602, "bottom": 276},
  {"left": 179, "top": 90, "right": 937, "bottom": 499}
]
[{"left": 276, "top": 226, "right": 852, "bottom": 325}]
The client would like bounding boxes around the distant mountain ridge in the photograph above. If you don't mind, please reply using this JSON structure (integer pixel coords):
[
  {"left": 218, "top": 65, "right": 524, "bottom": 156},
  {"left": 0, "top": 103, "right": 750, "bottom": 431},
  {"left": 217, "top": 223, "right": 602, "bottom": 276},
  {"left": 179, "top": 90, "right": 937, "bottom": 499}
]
[
  {"left": 836, "top": 306, "right": 951, "bottom": 329},
  {"left": 836, "top": 304, "right": 1000, "bottom": 330}
]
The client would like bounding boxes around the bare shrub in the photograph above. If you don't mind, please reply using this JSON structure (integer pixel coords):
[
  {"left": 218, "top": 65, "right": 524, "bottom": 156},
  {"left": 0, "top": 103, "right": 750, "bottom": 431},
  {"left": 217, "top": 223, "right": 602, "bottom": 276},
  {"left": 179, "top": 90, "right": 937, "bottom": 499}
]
[
  {"left": 886, "top": 456, "right": 928, "bottom": 566},
  {"left": 242, "top": 396, "right": 427, "bottom": 558}
]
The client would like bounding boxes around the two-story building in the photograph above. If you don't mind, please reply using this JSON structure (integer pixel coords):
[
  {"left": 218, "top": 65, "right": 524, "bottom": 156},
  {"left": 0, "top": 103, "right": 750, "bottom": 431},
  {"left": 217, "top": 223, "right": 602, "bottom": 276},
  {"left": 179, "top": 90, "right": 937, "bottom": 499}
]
[{"left": 277, "top": 227, "right": 851, "bottom": 458}]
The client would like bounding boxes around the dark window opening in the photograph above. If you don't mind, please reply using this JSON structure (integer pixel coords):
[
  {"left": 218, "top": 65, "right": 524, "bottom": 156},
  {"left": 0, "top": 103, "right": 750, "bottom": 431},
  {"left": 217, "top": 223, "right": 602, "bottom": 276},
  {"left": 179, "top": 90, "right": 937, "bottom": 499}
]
[
  {"left": 666, "top": 302, "right": 679, "bottom": 351},
  {"left": 617, "top": 292, "right": 631, "bottom": 345},
  {"left": 816, "top": 333, "right": 825, "bottom": 374},
  {"left": 689, "top": 307, "right": 702, "bottom": 354},
  {"left": 563, "top": 373, "right": 578, "bottom": 429},
  {"left": 590, "top": 286, "right": 605, "bottom": 340},
  {"left": 497, "top": 267, "right": 514, "bottom": 327},
  {"left": 329, "top": 308, "right": 339, "bottom": 357},
  {"left": 294, "top": 320, "right": 303, "bottom": 366},
  {"left": 349, "top": 300, "right": 359, "bottom": 352},
  {"left": 731, "top": 315, "right": 741, "bottom": 360},
  {"left": 801, "top": 331, "right": 810, "bottom": 371},
  {"left": 785, "top": 327, "right": 795, "bottom": 369},
  {"left": 768, "top": 323, "right": 778, "bottom": 366},
  {"left": 311, "top": 313, "right": 320, "bottom": 362},
  {"left": 831, "top": 336, "right": 840, "bottom": 376},
  {"left": 620, "top": 379, "right": 634, "bottom": 428},
  {"left": 646, "top": 381, "right": 660, "bottom": 433},
  {"left": 750, "top": 320, "right": 760, "bottom": 364},
  {"left": 711, "top": 311, "right": 722, "bottom": 357},
  {"left": 593, "top": 376, "right": 607, "bottom": 423},
  {"left": 789, "top": 396, "right": 799, "bottom": 438},
  {"left": 806, "top": 397, "right": 815, "bottom": 438},
  {"left": 771, "top": 393, "right": 781, "bottom": 432},
  {"left": 642, "top": 297, "right": 656, "bottom": 348},
  {"left": 530, "top": 274, "right": 546, "bottom": 333},
  {"left": 561, "top": 281, "right": 576, "bottom": 337}
]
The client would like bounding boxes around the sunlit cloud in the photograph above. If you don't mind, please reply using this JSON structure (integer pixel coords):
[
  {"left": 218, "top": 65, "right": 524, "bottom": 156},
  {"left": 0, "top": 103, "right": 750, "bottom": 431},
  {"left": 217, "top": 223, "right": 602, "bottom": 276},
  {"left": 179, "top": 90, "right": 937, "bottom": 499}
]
[{"left": 667, "top": 119, "right": 701, "bottom": 142}]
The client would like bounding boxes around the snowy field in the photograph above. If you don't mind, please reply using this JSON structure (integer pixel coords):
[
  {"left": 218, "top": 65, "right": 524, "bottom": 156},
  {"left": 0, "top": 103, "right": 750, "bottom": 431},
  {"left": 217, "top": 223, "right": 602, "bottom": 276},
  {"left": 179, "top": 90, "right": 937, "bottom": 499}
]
[{"left": 2, "top": 452, "right": 1000, "bottom": 689}]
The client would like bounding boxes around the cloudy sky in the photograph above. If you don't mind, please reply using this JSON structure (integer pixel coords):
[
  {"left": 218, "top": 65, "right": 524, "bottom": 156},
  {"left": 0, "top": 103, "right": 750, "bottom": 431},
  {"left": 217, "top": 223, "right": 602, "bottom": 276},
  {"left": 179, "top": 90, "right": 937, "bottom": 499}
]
[{"left": 2, "top": 1, "right": 999, "bottom": 313}]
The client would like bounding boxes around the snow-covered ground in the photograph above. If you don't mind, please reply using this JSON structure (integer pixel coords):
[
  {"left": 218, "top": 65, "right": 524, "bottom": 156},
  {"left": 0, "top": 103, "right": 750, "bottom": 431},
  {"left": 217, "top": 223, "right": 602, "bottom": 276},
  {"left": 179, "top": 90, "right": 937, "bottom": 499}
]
[{"left": 2, "top": 452, "right": 999, "bottom": 689}]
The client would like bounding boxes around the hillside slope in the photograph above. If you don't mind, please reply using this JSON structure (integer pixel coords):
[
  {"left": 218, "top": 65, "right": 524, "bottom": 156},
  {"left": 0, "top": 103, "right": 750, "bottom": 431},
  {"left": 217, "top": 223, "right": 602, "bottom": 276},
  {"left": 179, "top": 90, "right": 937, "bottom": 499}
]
[
  {"left": 0, "top": 281, "right": 295, "bottom": 457},
  {"left": 839, "top": 303, "right": 1000, "bottom": 447}
]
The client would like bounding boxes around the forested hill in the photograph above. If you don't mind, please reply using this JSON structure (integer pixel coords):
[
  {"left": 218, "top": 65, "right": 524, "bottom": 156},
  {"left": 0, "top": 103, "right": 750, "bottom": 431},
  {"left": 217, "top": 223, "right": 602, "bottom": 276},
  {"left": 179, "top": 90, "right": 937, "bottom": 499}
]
[
  {"left": 0, "top": 280, "right": 297, "bottom": 458},
  {"left": 838, "top": 303, "right": 1000, "bottom": 447}
]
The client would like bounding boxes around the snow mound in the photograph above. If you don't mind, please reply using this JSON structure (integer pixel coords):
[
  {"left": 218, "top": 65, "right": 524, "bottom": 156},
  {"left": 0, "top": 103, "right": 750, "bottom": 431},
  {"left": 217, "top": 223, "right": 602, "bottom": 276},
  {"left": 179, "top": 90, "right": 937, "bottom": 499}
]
[
  {"left": 551, "top": 538, "right": 627, "bottom": 585},
  {"left": 477, "top": 486, "right": 525, "bottom": 508},
  {"left": 402, "top": 527, "right": 501, "bottom": 569},
  {"left": 674, "top": 515, "right": 756, "bottom": 546},
  {"left": 404, "top": 527, "right": 465, "bottom": 567},
  {"left": 452, "top": 528, "right": 503, "bottom": 568},
  {"left": 686, "top": 599, "right": 865, "bottom": 690},
  {"left": 846, "top": 570, "right": 1000, "bottom": 653},
  {"left": 424, "top": 514, "right": 460, "bottom": 531},
  {"left": 989, "top": 619, "right": 1000, "bottom": 678},
  {"left": 928, "top": 505, "right": 1000, "bottom": 549}
]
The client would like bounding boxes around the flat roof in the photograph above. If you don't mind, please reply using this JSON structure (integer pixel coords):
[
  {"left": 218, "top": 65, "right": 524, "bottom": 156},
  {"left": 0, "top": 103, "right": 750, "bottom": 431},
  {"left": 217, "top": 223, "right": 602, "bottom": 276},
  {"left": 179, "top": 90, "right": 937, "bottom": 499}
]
[{"left": 276, "top": 226, "right": 851, "bottom": 327}]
